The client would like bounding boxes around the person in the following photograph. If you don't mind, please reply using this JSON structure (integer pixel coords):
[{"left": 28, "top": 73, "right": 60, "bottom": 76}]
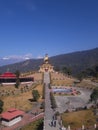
[
  {"left": 52, "top": 115, "right": 55, "bottom": 120},
  {"left": 54, "top": 120, "right": 56, "bottom": 127},
  {"left": 51, "top": 121, "right": 53, "bottom": 126}
]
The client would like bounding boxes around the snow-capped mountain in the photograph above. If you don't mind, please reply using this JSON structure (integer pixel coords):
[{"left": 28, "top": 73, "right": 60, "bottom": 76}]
[{"left": 0, "top": 54, "right": 33, "bottom": 66}]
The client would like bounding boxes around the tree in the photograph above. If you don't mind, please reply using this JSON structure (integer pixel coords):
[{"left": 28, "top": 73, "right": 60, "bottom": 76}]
[
  {"left": 32, "top": 90, "right": 40, "bottom": 101},
  {"left": 0, "top": 100, "right": 4, "bottom": 113},
  {"left": 94, "top": 66, "right": 98, "bottom": 78},
  {"left": 62, "top": 66, "right": 68, "bottom": 75},
  {"left": 90, "top": 88, "right": 98, "bottom": 104},
  {"left": 15, "top": 78, "right": 20, "bottom": 88},
  {"left": 15, "top": 70, "right": 20, "bottom": 88},
  {"left": 76, "top": 71, "right": 86, "bottom": 82},
  {"left": 15, "top": 70, "right": 20, "bottom": 78},
  {"left": 82, "top": 65, "right": 98, "bottom": 78},
  {"left": 62, "top": 66, "right": 72, "bottom": 76},
  {"left": 50, "top": 92, "right": 57, "bottom": 109},
  {"left": 67, "top": 67, "right": 72, "bottom": 76},
  {"left": 54, "top": 66, "right": 60, "bottom": 72},
  {"left": 42, "top": 84, "right": 45, "bottom": 99}
]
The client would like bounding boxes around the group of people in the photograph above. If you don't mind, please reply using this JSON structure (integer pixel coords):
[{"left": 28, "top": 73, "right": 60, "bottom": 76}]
[
  {"left": 50, "top": 115, "right": 57, "bottom": 127},
  {"left": 50, "top": 120, "right": 56, "bottom": 127}
]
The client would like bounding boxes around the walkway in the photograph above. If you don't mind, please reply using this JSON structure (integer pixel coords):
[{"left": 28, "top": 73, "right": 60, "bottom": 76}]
[{"left": 44, "top": 72, "right": 60, "bottom": 130}]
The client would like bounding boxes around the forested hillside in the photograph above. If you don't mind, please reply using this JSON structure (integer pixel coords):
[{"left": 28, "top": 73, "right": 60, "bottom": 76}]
[{"left": 0, "top": 48, "right": 98, "bottom": 75}]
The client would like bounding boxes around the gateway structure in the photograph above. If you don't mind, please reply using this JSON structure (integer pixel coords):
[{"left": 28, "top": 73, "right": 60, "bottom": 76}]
[{"left": 39, "top": 54, "right": 54, "bottom": 72}]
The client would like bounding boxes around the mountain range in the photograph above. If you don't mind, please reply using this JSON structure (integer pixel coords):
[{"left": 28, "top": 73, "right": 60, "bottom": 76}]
[
  {"left": 0, "top": 54, "right": 33, "bottom": 66},
  {"left": 0, "top": 48, "right": 98, "bottom": 75}
]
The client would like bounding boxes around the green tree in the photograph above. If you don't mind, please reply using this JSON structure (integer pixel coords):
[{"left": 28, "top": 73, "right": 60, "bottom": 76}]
[
  {"left": 0, "top": 100, "right": 4, "bottom": 113},
  {"left": 62, "top": 66, "right": 68, "bottom": 74},
  {"left": 76, "top": 71, "right": 86, "bottom": 82},
  {"left": 90, "top": 88, "right": 98, "bottom": 104},
  {"left": 54, "top": 66, "right": 60, "bottom": 72},
  {"left": 62, "top": 66, "right": 71, "bottom": 76},
  {"left": 42, "top": 84, "right": 45, "bottom": 99},
  {"left": 83, "top": 65, "right": 98, "bottom": 78},
  {"left": 67, "top": 67, "right": 72, "bottom": 76},
  {"left": 94, "top": 66, "right": 98, "bottom": 78},
  {"left": 32, "top": 90, "right": 40, "bottom": 101},
  {"left": 50, "top": 92, "right": 57, "bottom": 109},
  {"left": 15, "top": 78, "right": 20, "bottom": 88},
  {"left": 15, "top": 70, "right": 20, "bottom": 78},
  {"left": 15, "top": 70, "right": 20, "bottom": 88}
]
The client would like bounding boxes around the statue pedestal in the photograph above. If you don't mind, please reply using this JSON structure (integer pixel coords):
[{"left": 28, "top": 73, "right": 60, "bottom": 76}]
[{"left": 39, "top": 63, "right": 54, "bottom": 72}]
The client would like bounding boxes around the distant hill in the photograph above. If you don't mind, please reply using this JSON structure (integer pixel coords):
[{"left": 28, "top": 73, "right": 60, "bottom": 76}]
[{"left": 0, "top": 48, "right": 98, "bottom": 75}]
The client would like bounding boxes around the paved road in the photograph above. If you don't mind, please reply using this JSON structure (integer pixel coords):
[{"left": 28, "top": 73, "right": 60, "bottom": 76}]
[{"left": 44, "top": 72, "right": 60, "bottom": 130}]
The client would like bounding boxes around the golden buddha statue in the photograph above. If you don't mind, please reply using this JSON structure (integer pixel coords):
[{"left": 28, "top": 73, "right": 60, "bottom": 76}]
[{"left": 44, "top": 54, "right": 49, "bottom": 64}]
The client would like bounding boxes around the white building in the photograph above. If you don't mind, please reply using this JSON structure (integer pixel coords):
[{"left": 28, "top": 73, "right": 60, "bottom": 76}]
[{"left": 1, "top": 108, "right": 24, "bottom": 126}]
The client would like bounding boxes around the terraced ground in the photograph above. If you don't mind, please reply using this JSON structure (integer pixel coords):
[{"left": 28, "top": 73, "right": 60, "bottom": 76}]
[
  {"left": 0, "top": 72, "right": 43, "bottom": 112},
  {"left": 51, "top": 72, "right": 98, "bottom": 129},
  {"left": 61, "top": 109, "right": 97, "bottom": 129},
  {"left": 0, "top": 72, "right": 98, "bottom": 129}
]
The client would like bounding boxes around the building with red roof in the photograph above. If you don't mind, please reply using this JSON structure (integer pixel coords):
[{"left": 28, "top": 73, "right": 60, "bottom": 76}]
[
  {"left": 0, "top": 71, "right": 34, "bottom": 85},
  {"left": 0, "top": 72, "right": 16, "bottom": 78},
  {"left": 1, "top": 108, "right": 24, "bottom": 126}
]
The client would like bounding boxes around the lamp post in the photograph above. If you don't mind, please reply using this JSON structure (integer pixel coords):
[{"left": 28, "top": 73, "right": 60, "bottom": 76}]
[
  {"left": 82, "top": 124, "right": 84, "bottom": 130},
  {"left": 94, "top": 123, "right": 96, "bottom": 129},
  {"left": 68, "top": 125, "right": 70, "bottom": 130}
]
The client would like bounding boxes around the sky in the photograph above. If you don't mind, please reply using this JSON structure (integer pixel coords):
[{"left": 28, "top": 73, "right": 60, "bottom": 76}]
[{"left": 0, "top": 0, "right": 98, "bottom": 59}]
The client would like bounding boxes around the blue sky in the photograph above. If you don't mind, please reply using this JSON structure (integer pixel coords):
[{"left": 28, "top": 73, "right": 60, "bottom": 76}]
[{"left": 0, "top": 0, "right": 98, "bottom": 58}]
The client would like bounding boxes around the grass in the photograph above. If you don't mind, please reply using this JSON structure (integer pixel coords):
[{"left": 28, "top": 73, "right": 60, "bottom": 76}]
[
  {"left": 26, "top": 72, "right": 43, "bottom": 81},
  {"left": 0, "top": 72, "right": 43, "bottom": 112},
  {"left": 1, "top": 91, "right": 33, "bottom": 112},
  {"left": 0, "top": 84, "right": 43, "bottom": 112},
  {"left": 52, "top": 80, "right": 74, "bottom": 86},
  {"left": 61, "top": 109, "right": 97, "bottom": 129},
  {"left": 32, "top": 83, "right": 43, "bottom": 103},
  {"left": 0, "top": 85, "right": 17, "bottom": 94},
  {"left": 34, "top": 84, "right": 43, "bottom": 96},
  {"left": 51, "top": 72, "right": 75, "bottom": 86},
  {"left": 20, "top": 119, "right": 43, "bottom": 130},
  {"left": 76, "top": 79, "right": 96, "bottom": 89}
]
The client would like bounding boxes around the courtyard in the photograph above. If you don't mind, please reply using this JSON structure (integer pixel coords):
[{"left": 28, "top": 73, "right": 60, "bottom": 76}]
[{"left": 52, "top": 86, "right": 92, "bottom": 113}]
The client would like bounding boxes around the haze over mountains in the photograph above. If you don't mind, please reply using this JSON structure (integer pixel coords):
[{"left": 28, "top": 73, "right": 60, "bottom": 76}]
[
  {"left": 0, "top": 54, "right": 34, "bottom": 66},
  {"left": 0, "top": 48, "right": 98, "bottom": 75}
]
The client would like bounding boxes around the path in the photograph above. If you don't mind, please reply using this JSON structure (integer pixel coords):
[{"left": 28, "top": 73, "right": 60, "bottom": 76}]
[{"left": 44, "top": 72, "right": 60, "bottom": 130}]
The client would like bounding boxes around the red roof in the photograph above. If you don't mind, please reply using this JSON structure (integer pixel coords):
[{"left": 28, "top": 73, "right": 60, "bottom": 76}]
[
  {"left": 0, "top": 72, "right": 16, "bottom": 78},
  {"left": 1, "top": 108, "right": 24, "bottom": 120}
]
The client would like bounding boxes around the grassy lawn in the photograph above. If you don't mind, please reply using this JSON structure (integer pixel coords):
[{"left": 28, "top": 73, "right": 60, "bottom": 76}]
[
  {"left": 76, "top": 79, "right": 96, "bottom": 89},
  {"left": 0, "top": 83, "right": 43, "bottom": 112},
  {"left": 51, "top": 72, "right": 75, "bottom": 86},
  {"left": 51, "top": 79, "right": 74, "bottom": 86},
  {"left": 34, "top": 84, "right": 43, "bottom": 96},
  {"left": 25, "top": 72, "right": 43, "bottom": 81},
  {"left": 1, "top": 91, "right": 33, "bottom": 112},
  {"left": 32, "top": 83, "right": 44, "bottom": 104},
  {"left": 20, "top": 119, "right": 43, "bottom": 130},
  {"left": 61, "top": 109, "right": 97, "bottom": 129}
]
